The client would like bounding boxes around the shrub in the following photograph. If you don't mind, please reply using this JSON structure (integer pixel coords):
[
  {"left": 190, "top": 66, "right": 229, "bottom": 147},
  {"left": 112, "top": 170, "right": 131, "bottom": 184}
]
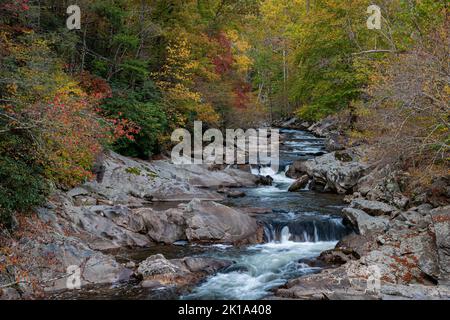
[{"left": 0, "top": 132, "right": 48, "bottom": 228}]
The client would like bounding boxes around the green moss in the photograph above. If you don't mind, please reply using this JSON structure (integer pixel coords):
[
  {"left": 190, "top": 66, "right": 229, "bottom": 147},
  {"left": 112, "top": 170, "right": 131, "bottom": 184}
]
[{"left": 125, "top": 167, "right": 142, "bottom": 175}]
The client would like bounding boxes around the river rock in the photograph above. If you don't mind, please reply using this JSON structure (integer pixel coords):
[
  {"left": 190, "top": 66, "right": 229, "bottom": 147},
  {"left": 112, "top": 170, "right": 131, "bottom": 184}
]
[
  {"left": 83, "top": 151, "right": 224, "bottom": 204},
  {"left": 61, "top": 200, "right": 151, "bottom": 249},
  {"left": 256, "top": 175, "right": 274, "bottom": 186},
  {"left": 137, "top": 254, "right": 185, "bottom": 278},
  {"left": 285, "top": 160, "right": 308, "bottom": 179},
  {"left": 184, "top": 199, "right": 263, "bottom": 245},
  {"left": 137, "top": 254, "right": 232, "bottom": 287},
  {"left": 137, "top": 207, "right": 187, "bottom": 244},
  {"left": 288, "top": 175, "right": 309, "bottom": 192},
  {"left": 134, "top": 199, "right": 263, "bottom": 245},
  {"left": 227, "top": 190, "right": 246, "bottom": 198},
  {"left": 342, "top": 208, "right": 390, "bottom": 235},
  {"left": 304, "top": 151, "right": 368, "bottom": 194},
  {"left": 349, "top": 199, "right": 398, "bottom": 217},
  {"left": 275, "top": 117, "right": 311, "bottom": 130}
]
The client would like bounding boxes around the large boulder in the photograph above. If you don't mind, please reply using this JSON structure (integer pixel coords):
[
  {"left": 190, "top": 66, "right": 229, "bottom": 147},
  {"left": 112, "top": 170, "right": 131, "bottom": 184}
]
[
  {"left": 349, "top": 199, "right": 398, "bottom": 217},
  {"left": 0, "top": 214, "right": 132, "bottom": 295},
  {"left": 137, "top": 254, "right": 232, "bottom": 287},
  {"left": 57, "top": 196, "right": 151, "bottom": 250},
  {"left": 288, "top": 175, "right": 310, "bottom": 192},
  {"left": 304, "top": 151, "right": 368, "bottom": 194},
  {"left": 342, "top": 208, "right": 389, "bottom": 235},
  {"left": 134, "top": 199, "right": 263, "bottom": 245},
  {"left": 82, "top": 151, "right": 224, "bottom": 204},
  {"left": 184, "top": 199, "right": 263, "bottom": 245},
  {"left": 286, "top": 160, "right": 309, "bottom": 179},
  {"left": 152, "top": 161, "right": 258, "bottom": 189},
  {"left": 137, "top": 207, "right": 187, "bottom": 244}
]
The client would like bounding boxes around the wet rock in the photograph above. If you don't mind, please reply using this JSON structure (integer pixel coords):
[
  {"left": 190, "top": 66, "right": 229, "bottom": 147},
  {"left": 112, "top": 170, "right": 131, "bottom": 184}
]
[
  {"left": 178, "top": 257, "right": 232, "bottom": 274},
  {"left": 255, "top": 175, "right": 274, "bottom": 186},
  {"left": 227, "top": 190, "right": 246, "bottom": 198},
  {"left": 288, "top": 175, "right": 309, "bottom": 192},
  {"left": 285, "top": 160, "right": 308, "bottom": 179},
  {"left": 137, "top": 254, "right": 232, "bottom": 287},
  {"left": 240, "top": 207, "right": 273, "bottom": 216},
  {"left": 141, "top": 280, "right": 163, "bottom": 289},
  {"left": 216, "top": 188, "right": 246, "bottom": 198},
  {"left": 318, "top": 248, "right": 359, "bottom": 266}
]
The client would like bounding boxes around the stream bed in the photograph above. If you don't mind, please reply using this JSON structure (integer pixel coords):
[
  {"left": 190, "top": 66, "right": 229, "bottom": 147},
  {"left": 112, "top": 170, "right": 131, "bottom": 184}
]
[{"left": 51, "top": 129, "right": 350, "bottom": 300}]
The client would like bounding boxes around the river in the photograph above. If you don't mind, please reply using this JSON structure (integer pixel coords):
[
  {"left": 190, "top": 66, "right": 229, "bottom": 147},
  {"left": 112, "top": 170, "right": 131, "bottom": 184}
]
[{"left": 51, "top": 129, "right": 350, "bottom": 300}]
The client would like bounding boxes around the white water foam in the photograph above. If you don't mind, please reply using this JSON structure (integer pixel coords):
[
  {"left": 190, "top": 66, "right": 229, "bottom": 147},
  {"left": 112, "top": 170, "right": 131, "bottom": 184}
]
[
  {"left": 184, "top": 227, "right": 337, "bottom": 300},
  {"left": 251, "top": 166, "right": 295, "bottom": 184}
]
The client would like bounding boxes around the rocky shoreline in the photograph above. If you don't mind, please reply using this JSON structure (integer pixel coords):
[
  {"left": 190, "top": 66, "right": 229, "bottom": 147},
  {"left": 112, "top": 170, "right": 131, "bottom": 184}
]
[
  {"left": 0, "top": 151, "right": 265, "bottom": 299},
  {"left": 274, "top": 117, "right": 450, "bottom": 300},
  {"left": 1, "top": 118, "right": 448, "bottom": 300}
]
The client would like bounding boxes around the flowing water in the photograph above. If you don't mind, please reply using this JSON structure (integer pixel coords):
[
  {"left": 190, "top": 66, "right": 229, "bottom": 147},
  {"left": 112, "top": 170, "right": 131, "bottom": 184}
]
[
  {"left": 51, "top": 129, "right": 349, "bottom": 300},
  {"left": 181, "top": 129, "right": 349, "bottom": 300}
]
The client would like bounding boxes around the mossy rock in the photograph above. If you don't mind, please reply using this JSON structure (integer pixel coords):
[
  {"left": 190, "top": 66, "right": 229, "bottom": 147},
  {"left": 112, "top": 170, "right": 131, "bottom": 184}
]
[
  {"left": 335, "top": 151, "right": 353, "bottom": 162},
  {"left": 125, "top": 167, "right": 142, "bottom": 175}
]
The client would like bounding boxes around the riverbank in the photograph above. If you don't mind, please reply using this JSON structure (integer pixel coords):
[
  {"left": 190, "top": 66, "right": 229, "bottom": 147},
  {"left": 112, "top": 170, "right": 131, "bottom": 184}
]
[
  {"left": 0, "top": 127, "right": 348, "bottom": 300},
  {"left": 0, "top": 150, "right": 268, "bottom": 299},
  {"left": 1, "top": 120, "right": 448, "bottom": 300},
  {"left": 273, "top": 117, "right": 450, "bottom": 300}
]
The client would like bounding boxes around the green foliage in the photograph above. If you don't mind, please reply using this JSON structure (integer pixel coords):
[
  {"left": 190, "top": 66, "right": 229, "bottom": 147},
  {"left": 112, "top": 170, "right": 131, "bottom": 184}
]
[
  {"left": 102, "top": 85, "right": 168, "bottom": 158},
  {"left": 0, "top": 132, "right": 48, "bottom": 228}
]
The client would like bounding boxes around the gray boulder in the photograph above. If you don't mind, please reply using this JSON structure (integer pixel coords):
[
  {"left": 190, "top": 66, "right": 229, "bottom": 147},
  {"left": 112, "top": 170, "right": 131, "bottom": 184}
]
[
  {"left": 342, "top": 208, "right": 389, "bottom": 235},
  {"left": 137, "top": 254, "right": 232, "bottom": 287},
  {"left": 304, "top": 151, "right": 368, "bottom": 194},
  {"left": 350, "top": 199, "right": 398, "bottom": 217},
  {"left": 184, "top": 199, "right": 263, "bottom": 245},
  {"left": 285, "top": 160, "right": 308, "bottom": 179},
  {"left": 288, "top": 175, "right": 310, "bottom": 192},
  {"left": 134, "top": 199, "right": 263, "bottom": 245}
]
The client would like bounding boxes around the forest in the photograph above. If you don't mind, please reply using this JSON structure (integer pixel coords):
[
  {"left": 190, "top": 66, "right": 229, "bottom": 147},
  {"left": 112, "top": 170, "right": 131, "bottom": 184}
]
[{"left": 0, "top": 0, "right": 448, "bottom": 302}]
